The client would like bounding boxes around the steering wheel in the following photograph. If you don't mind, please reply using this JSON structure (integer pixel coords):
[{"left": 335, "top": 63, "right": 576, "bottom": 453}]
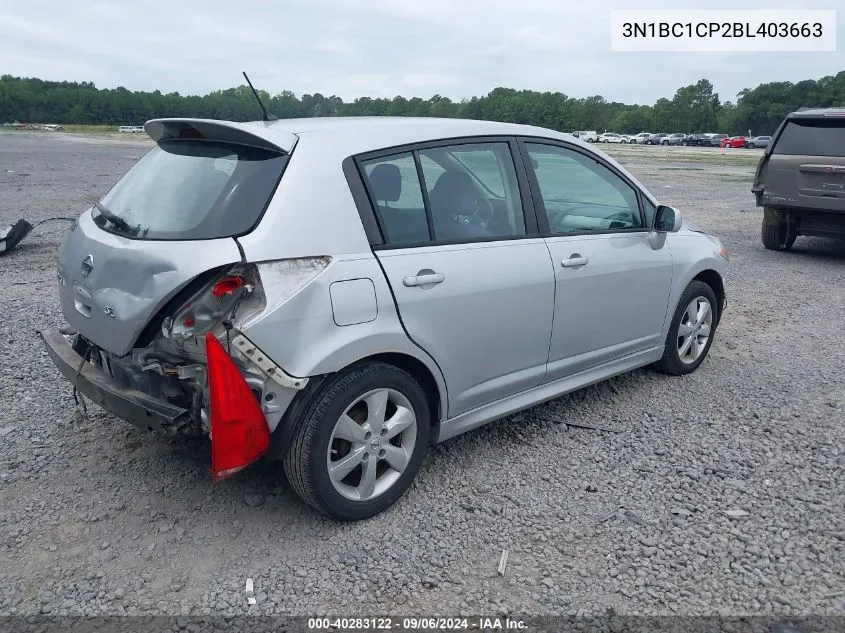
[
  {"left": 607, "top": 211, "right": 633, "bottom": 227},
  {"left": 471, "top": 196, "right": 495, "bottom": 225}
]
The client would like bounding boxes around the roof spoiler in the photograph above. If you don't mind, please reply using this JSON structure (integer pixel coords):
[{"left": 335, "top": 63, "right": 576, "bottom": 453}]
[{"left": 144, "top": 119, "right": 297, "bottom": 153}]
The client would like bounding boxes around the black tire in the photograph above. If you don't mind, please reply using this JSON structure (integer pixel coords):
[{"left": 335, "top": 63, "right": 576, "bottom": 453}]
[
  {"left": 283, "top": 362, "right": 431, "bottom": 520},
  {"left": 662, "top": 140, "right": 669, "bottom": 145},
  {"left": 761, "top": 207, "right": 796, "bottom": 251},
  {"left": 653, "top": 281, "right": 719, "bottom": 376}
]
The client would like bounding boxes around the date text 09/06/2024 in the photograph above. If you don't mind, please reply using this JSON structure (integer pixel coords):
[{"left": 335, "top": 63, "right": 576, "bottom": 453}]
[{"left": 307, "top": 616, "right": 527, "bottom": 630}]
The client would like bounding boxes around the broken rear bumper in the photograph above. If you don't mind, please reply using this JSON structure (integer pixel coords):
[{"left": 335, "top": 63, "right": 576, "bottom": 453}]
[{"left": 40, "top": 327, "right": 190, "bottom": 433}]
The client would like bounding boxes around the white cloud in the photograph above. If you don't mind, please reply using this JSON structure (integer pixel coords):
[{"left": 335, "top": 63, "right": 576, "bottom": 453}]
[{"left": 1, "top": 0, "right": 842, "bottom": 104}]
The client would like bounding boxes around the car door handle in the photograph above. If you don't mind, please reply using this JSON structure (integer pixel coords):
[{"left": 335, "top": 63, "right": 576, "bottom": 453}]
[
  {"left": 403, "top": 272, "right": 445, "bottom": 287},
  {"left": 561, "top": 255, "right": 589, "bottom": 268}
]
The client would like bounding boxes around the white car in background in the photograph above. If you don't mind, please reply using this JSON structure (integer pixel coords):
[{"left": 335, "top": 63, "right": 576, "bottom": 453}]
[
  {"left": 572, "top": 130, "right": 598, "bottom": 142},
  {"left": 634, "top": 133, "right": 651, "bottom": 144},
  {"left": 598, "top": 133, "right": 625, "bottom": 144}
]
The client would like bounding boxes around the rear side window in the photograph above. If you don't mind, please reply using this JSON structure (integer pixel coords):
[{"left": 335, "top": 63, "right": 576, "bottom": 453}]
[
  {"left": 94, "top": 140, "right": 287, "bottom": 240},
  {"left": 360, "top": 141, "right": 527, "bottom": 245},
  {"left": 362, "top": 153, "right": 429, "bottom": 244},
  {"left": 772, "top": 119, "right": 845, "bottom": 157}
]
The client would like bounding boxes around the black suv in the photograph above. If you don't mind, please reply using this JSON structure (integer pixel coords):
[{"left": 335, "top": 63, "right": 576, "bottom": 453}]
[
  {"left": 683, "top": 134, "right": 709, "bottom": 146},
  {"left": 752, "top": 108, "right": 845, "bottom": 250}
]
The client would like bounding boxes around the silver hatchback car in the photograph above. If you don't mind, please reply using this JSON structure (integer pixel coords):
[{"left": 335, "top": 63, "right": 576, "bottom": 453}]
[{"left": 41, "top": 117, "right": 729, "bottom": 520}]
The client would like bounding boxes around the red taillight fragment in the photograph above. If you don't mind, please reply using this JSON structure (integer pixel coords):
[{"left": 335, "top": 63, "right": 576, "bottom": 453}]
[
  {"left": 212, "top": 276, "right": 245, "bottom": 298},
  {"left": 182, "top": 316, "right": 196, "bottom": 327},
  {"left": 205, "top": 332, "right": 270, "bottom": 482}
]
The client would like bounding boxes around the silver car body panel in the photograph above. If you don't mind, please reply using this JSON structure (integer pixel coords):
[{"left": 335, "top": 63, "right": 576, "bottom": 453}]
[
  {"left": 543, "top": 232, "right": 674, "bottom": 380},
  {"left": 237, "top": 255, "right": 450, "bottom": 419},
  {"left": 57, "top": 211, "right": 242, "bottom": 356},
  {"left": 375, "top": 239, "right": 555, "bottom": 417},
  {"left": 438, "top": 226, "right": 726, "bottom": 441}
]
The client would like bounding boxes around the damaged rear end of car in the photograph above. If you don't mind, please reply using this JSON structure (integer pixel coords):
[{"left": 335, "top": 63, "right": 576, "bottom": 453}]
[{"left": 40, "top": 118, "right": 326, "bottom": 481}]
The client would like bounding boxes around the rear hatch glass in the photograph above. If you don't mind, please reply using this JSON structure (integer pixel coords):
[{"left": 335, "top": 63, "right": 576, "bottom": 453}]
[
  {"left": 94, "top": 139, "right": 287, "bottom": 240},
  {"left": 772, "top": 119, "right": 845, "bottom": 157}
]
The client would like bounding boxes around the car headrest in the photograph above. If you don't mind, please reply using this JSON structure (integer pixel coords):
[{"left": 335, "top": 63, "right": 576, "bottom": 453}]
[
  {"left": 428, "top": 171, "right": 479, "bottom": 217},
  {"left": 369, "top": 163, "right": 401, "bottom": 202}
]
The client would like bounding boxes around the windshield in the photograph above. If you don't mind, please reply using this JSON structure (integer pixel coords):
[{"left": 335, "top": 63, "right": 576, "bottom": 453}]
[{"left": 94, "top": 139, "right": 287, "bottom": 240}]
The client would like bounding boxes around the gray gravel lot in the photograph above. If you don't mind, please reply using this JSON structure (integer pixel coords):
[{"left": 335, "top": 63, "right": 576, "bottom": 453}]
[{"left": 0, "top": 131, "right": 842, "bottom": 619}]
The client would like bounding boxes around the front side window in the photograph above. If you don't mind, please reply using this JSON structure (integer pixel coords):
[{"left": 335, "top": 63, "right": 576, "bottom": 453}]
[
  {"left": 361, "top": 141, "right": 527, "bottom": 244},
  {"left": 95, "top": 140, "right": 287, "bottom": 240},
  {"left": 525, "top": 143, "right": 643, "bottom": 233}
]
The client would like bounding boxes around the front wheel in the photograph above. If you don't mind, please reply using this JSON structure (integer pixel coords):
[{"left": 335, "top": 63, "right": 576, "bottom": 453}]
[
  {"left": 653, "top": 281, "right": 719, "bottom": 376},
  {"left": 284, "top": 362, "right": 431, "bottom": 520}
]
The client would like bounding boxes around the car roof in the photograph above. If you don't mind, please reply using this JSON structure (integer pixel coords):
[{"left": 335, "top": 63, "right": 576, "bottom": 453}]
[
  {"left": 146, "top": 116, "right": 589, "bottom": 156},
  {"left": 789, "top": 107, "right": 845, "bottom": 120}
]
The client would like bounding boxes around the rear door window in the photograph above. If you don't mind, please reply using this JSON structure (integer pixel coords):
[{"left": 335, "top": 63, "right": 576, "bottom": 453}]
[
  {"left": 360, "top": 141, "right": 528, "bottom": 245},
  {"left": 94, "top": 140, "right": 287, "bottom": 240},
  {"left": 361, "top": 153, "right": 430, "bottom": 244},
  {"left": 772, "top": 119, "right": 845, "bottom": 157},
  {"left": 419, "top": 142, "right": 526, "bottom": 241}
]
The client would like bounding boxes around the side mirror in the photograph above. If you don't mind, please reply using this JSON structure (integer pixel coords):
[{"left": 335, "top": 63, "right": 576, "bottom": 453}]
[{"left": 654, "top": 205, "right": 683, "bottom": 232}]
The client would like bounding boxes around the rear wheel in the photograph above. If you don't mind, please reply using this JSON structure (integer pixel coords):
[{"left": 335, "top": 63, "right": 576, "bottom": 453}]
[
  {"left": 654, "top": 281, "right": 718, "bottom": 376},
  {"left": 284, "top": 362, "right": 431, "bottom": 520},
  {"left": 761, "top": 207, "right": 797, "bottom": 251}
]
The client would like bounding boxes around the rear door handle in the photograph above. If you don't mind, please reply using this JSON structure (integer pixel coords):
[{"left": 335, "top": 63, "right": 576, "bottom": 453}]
[
  {"left": 561, "top": 254, "right": 589, "bottom": 268},
  {"left": 403, "top": 272, "right": 445, "bottom": 287}
]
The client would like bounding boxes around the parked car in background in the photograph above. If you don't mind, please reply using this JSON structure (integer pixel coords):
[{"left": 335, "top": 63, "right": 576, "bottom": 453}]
[
  {"left": 705, "top": 134, "right": 728, "bottom": 147},
  {"left": 682, "top": 134, "right": 706, "bottom": 146},
  {"left": 42, "top": 124, "right": 65, "bottom": 132},
  {"left": 647, "top": 133, "right": 669, "bottom": 145},
  {"left": 599, "top": 133, "right": 625, "bottom": 143},
  {"left": 753, "top": 108, "right": 845, "bottom": 251},
  {"left": 572, "top": 130, "right": 598, "bottom": 142},
  {"left": 663, "top": 133, "right": 687, "bottom": 146},
  {"left": 745, "top": 136, "right": 772, "bottom": 149},
  {"left": 634, "top": 133, "right": 651, "bottom": 144},
  {"left": 41, "top": 116, "right": 729, "bottom": 520},
  {"left": 720, "top": 136, "right": 748, "bottom": 148}
]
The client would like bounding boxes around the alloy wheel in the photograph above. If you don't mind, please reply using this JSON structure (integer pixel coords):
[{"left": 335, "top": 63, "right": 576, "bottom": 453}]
[
  {"left": 677, "top": 296, "right": 713, "bottom": 364},
  {"left": 326, "top": 388, "right": 418, "bottom": 501}
]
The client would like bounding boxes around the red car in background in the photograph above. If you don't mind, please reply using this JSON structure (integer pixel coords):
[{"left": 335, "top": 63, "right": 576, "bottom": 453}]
[{"left": 720, "top": 135, "right": 748, "bottom": 148}]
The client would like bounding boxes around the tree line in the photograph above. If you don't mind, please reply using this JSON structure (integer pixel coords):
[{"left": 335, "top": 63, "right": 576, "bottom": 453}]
[{"left": 1, "top": 72, "right": 843, "bottom": 136}]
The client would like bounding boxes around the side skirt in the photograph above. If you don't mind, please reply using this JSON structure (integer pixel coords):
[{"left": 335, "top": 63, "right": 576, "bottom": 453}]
[{"left": 437, "top": 347, "right": 663, "bottom": 442}]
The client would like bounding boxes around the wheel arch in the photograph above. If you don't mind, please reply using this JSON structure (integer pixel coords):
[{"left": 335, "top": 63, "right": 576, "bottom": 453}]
[
  {"left": 361, "top": 352, "right": 444, "bottom": 442},
  {"left": 691, "top": 269, "right": 725, "bottom": 325},
  {"left": 269, "top": 350, "right": 446, "bottom": 460}
]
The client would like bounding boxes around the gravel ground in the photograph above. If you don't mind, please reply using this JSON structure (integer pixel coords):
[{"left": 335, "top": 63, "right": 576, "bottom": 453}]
[{"left": 0, "top": 131, "right": 842, "bottom": 620}]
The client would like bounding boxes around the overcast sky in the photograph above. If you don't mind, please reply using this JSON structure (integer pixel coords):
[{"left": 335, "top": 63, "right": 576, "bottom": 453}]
[{"left": 2, "top": 0, "right": 842, "bottom": 105}]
